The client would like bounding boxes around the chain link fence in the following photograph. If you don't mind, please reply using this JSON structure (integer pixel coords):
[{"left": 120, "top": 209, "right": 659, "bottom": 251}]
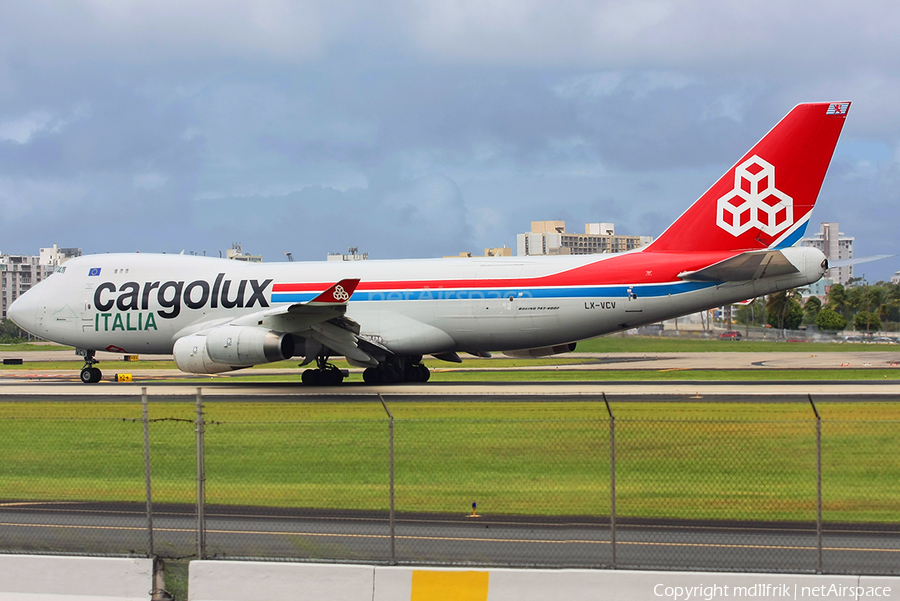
[{"left": 0, "top": 391, "right": 897, "bottom": 574}]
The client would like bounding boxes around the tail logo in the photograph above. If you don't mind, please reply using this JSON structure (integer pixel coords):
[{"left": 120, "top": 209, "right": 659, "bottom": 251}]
[
  {"left": 333, "top": 285, "right": 350, "bottom": 301},
  {"left": 716, "top": 155, "right": 793, "bottom": 237}
]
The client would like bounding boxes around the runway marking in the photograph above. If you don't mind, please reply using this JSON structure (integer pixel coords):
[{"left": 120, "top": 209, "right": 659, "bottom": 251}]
[
  {"left": 6, "top": 506, "right": 897, "bottom": 537},
  {"left": 2, "top": 521, "right": 899, "bottom": 554},
  {"left": 0, "top": 501, "right": 86, "bottom": 507}
]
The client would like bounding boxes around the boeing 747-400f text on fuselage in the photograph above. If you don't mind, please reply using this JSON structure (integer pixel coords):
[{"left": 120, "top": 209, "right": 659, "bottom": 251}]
[{"left": 8, "top": 102, "right": 851, "bottom": 384}]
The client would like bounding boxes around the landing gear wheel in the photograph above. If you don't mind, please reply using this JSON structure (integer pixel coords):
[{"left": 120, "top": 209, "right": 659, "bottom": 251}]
[
  {"left": 380, "top": 365, "right": 402, "bottom": 384},
  {"left": 363, "top": 367, "right": 382, "bottom": 384},
  {"left": 302, "top": 366, "right": 345, "bottom": 386},
  {"left": 323, "top": 367, "right": 344, "bottom": 386},
  {"left": 78, "top": 350, "right": 101, "bottom": 384},
  {"left": 403, "top": 363, "right": 430, "bottom": 383},
  {"left": 302, "top": 369, "right": 321, "bottom": 386},
  {"left": 80, "top": 367, "right": 102, "bottom": 384}
]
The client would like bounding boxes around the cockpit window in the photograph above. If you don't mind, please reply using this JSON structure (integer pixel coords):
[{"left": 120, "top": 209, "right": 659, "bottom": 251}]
[{"left": 54, "top": 266, "right": 66, "bottom": 274}]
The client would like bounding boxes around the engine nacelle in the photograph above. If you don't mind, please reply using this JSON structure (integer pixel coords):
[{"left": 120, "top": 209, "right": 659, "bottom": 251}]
[
  {"left": 172, "top": 327, "right": 295, "bottom": 374},
  {"left": 205, "top": 326, "right": 295, "bottom": 366},
  {"left": 173, "top": 334, "right": 236, "bottom": 374}
]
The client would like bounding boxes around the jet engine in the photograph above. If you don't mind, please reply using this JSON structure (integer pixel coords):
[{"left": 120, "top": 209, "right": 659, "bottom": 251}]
[{"left": 173, "top": 327, "right": 295, "bottom": 374}]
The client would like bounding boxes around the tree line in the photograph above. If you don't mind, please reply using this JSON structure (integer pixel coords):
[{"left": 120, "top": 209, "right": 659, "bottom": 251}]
[
  {"left": 0, "top": 319, "right": 30, "bottom": 343},
  {"left": 735, "top": 280, "right": 900, "bottom": 332}
]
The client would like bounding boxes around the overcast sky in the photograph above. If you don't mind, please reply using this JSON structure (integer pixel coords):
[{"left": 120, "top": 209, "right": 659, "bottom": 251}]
[{"left": 2, "top": 1, "right": 899, "bottom": 280}]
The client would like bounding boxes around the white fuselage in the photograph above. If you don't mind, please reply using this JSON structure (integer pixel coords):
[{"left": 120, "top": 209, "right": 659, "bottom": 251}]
[{"left": 12, "top": 248, "right": 826, "bottom": 358}]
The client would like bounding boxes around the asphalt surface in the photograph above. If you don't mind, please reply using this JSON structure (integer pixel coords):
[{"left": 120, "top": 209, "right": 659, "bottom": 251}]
[{"left": 1, "top": 501, "right": 898, "bottom": 574}]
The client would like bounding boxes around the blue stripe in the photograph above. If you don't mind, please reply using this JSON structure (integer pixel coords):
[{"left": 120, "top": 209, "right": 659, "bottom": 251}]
[
  {"left": 271, "top": 281, "right": 718, "bottom": 304},
  {"left": 771, "top": 220, "right": 809, "bottom": 249}
]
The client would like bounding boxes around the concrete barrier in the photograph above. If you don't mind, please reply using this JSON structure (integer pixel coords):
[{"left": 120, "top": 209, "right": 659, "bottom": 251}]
[
  {"left": 0, "top": 554, "right": 153, "bottom": 600},
  {"left": 185, "top": 561, "right": 899, "bottom": 601},
  {"left": 188, "top": 561, "right": 375, "bottom": 601},
  {"left": 373, "top": 566, "right": 893, "bottom": 601}
]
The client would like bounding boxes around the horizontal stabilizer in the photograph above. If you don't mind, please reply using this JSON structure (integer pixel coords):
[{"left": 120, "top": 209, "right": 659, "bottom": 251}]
[
  {"left": 678, "top": 250, "right": 798, "bottom": 282},
  {"left": 828, "top": 255, "right": 895, "bottom": 269}
]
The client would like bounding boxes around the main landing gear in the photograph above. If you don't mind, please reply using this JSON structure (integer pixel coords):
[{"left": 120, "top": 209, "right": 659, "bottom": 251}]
[
  {"left": 79, "top": 350, "right": 102, "bottom": 384},
  {"left": 362, "top": 357, "right": 430, "bottom": 385},
  {"left": 299, "top": 354, "right": 431, "bottom": 386},
  {"left": 301, "top": 354, "right": 348, "bottom": 386}
]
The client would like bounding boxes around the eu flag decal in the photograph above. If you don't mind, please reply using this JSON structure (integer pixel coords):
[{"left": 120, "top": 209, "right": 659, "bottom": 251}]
[{"left": 88, "top": 268, "right": 101, "bottom": 277}]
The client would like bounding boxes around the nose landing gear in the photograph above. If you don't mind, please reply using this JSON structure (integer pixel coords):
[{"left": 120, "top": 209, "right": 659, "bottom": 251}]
[{"left": 78, "top": 350, "right": 102, "bottom": 384}]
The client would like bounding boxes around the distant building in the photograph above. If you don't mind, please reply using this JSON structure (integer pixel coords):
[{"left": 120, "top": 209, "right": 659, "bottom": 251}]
[
  {"left": 516, "top": 221, "right": 652, "bottom": 256},
  {"left": 40, "top": 243, "right": 82, "bottom": 267},
  {"left": 1, "top": 245, "right": 81, "bottom": 320},
  {"left": 226, "top": 243, "right": 262, "bottom": 263},
  {"left": 484, "top": 245, "right": 512, "bottom": 257},
  {"left": 444, "top": 246, "right": 513, "bottom": 259},
  {"left": 800, "top": 222, "right": 853, "bottom": 286},
  {"left": 327, "top": 247, "right": 369, "bottom": 262}
]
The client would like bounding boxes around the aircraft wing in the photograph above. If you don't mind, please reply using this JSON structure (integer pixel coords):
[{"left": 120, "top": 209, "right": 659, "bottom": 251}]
[
  {"left": 225, "top": 278, "right": 381, "bottom": 367},
  {"left": 678, "top": 250, "right": 800, "bottom": 282}
]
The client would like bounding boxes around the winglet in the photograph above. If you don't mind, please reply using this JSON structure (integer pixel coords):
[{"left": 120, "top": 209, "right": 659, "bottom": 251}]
[{"left": 307, "top": 279, "right": 360, "bottom": 305}]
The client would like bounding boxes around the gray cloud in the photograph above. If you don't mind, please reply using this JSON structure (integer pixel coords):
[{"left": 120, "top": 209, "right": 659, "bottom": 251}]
[{"left": 0, "top": 1, "right": 898, "bottom": 280}]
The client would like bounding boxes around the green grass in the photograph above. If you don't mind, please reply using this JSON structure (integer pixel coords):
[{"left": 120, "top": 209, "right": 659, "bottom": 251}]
[
  {"left": 1, "top": 400, "right": 898, "bottom": 523},
  {"left": 0, "top": 343, "right": 71, "bottom": 351},
  {"left": 575, "top": 336, "right": 895, "bottom": 353},
  {"left": 425, "top": 368, "right": 900, "bottom": 382}
]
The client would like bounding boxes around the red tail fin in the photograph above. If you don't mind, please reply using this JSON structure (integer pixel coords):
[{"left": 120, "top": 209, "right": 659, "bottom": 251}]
[{"left": 647, "top": 102, "right": 850, "bottom": 253}]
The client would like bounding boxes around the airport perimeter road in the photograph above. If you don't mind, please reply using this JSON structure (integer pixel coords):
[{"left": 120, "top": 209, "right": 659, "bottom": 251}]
[{"left": 0, "top": 501, "right": 897, "bottom": 574}]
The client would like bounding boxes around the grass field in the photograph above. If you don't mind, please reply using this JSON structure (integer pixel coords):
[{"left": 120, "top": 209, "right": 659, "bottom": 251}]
[
  {"left": 574, "top": 336, "right": 898, "bottom": 353},
  {"left": 1, "top": 400, "right": 898, "bottom": 523},
  {"left": 3, "top": 334, "right": 898, "bottom": 362}
]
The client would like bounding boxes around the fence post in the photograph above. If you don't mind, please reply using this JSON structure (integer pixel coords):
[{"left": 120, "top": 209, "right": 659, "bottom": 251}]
[
  {"left": 604, "top": 393, "right": 616, "bottom": 568},
  {"left": 142, "top": 387, "right": 154, "bottom": 558},
  {"left": 378, "top": 394, "right": 396, "bottom": 564},
  {"left": 809, "top": 394, "right": 822, "bottom": 573},
  {"left": 196, "top": 388, "right": 206, "bottom": 560}
]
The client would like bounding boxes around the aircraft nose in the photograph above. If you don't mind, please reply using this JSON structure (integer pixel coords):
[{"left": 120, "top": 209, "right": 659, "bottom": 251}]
[{"left": 7, "top": 286, "right": 42, "bottom": 335}]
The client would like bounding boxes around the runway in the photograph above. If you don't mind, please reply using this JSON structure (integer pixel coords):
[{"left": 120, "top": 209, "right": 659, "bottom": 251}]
[{"left": 1, "top": 501, "right": 897, "bottom": 574}]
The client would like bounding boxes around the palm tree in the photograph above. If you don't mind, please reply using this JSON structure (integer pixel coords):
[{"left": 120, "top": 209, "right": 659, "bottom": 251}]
[
  {"left": 827, "top": 284, "right": 849, "bottom": 318},
  {"left": 766, "top": 289, "right": 803, "bottom": 332}
]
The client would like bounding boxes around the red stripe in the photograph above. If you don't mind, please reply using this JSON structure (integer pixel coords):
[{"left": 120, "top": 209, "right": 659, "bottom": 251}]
[{"left": 271, "top": 251, "right": 736, "bottom": 291}]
